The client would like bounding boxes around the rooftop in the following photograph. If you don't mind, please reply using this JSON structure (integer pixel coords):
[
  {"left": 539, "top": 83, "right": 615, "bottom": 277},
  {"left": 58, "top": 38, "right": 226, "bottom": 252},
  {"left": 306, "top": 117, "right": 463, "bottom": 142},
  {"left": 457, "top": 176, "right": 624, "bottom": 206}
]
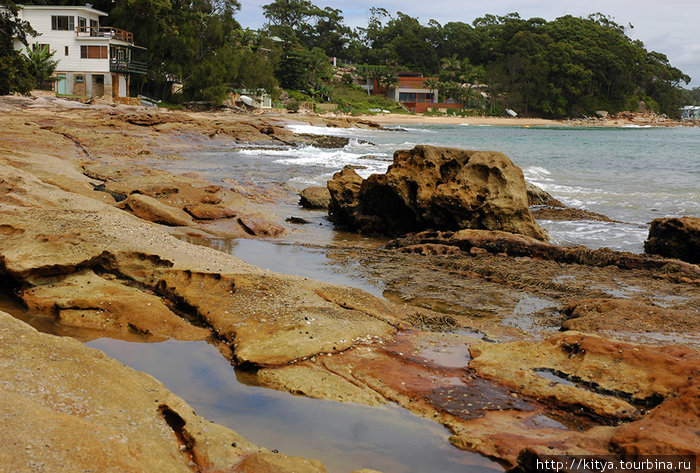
[{"left": 17, "top": 4, "right": 108, "bottom": 17}]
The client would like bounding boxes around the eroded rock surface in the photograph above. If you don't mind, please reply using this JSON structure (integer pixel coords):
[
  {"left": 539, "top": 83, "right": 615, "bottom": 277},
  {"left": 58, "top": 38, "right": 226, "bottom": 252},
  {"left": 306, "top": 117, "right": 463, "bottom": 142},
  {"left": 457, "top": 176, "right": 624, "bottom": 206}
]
[
  {"left": 0, "top": 163, "right": 404, "bottom": 367},
  {"left": 0, "top": 310, "right": 329, "bottom": 473},
  {"left": 2, "top": 98, "right": 698, "bottom": 473},
  {"left": 328, "top": 145, "right": 547, "bottom": 240},
  {"left": 644, "top": 216, "right": 700, "bottom": 264}
]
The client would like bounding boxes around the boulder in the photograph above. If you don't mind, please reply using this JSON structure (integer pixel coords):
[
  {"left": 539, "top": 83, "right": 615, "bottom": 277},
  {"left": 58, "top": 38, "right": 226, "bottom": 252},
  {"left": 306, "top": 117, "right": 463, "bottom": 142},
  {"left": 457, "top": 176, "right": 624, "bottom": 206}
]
[
  {"left": 299, "top": 186, "right": 331, "bottom": 209},
  {"left": 525, "top": 182, "right": 564, "bottom": 207},
  {"left": 118, "top": 193, "right": 193, "bottom": 227},
  {"left": 644, "top": 216, "right": 700, "bottom": 264},
  {"left": 185, "top": 202, "right": 237, "bottom": 220},
  {"left": 327, "top": 145, "right": 547, "bottom": 240}
]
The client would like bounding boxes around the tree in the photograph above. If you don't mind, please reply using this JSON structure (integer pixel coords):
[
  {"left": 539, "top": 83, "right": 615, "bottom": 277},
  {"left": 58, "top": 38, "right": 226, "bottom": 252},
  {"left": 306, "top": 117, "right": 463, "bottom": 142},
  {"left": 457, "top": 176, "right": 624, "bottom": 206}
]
[
  {"left": 23, "top": 42, "right": 58, "bottom": 84},
  {"left": 0, "top": 0, "right": 36, "bottom": 94},
  {"left": 422, "top": 77, "right": 440, "bottom": 101},
  {"left": 377, "top": 70, "right": 398, "bottom": 89}
]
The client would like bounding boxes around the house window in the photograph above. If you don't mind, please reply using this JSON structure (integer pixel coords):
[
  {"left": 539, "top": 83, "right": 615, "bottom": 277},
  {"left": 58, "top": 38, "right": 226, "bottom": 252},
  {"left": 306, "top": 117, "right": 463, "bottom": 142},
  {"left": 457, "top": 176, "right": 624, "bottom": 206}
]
[
  {"left": 65, "top": 46, "right": 69, "bottom": 56},
  {"left": 32, "top": 43, "right": 50, "bottom": 52},
  {"left": 75, "top": 75, "right": 84, "bottom": 83},
  {"left": 51, "top": 15, "right": 74, "bottom": 31},
  {"left": 80, "top": 45, "right": 108, "bottom": 59}
]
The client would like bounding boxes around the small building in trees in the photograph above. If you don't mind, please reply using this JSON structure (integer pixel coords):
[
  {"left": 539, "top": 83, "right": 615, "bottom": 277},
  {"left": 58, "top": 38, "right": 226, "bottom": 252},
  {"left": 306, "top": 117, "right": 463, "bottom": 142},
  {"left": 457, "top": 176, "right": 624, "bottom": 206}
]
[
  {"left": 384, "top": 73, "right": 438, "bottom": 112},
  {"left": 14, "top": 4, "right": 146, "bottom": 98},
  {"left": 361, "top": 71, "right": 464, "bottom": 113},
  {"left": 680, "top": 105, "right": 700, "bottom": 120}
]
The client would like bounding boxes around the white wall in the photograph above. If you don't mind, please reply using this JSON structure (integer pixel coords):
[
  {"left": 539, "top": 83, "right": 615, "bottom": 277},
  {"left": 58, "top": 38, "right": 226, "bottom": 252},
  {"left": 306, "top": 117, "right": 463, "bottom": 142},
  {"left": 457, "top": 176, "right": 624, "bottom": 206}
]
[{"left": 16, "top": 7, "right": 110, "bottom": 73}]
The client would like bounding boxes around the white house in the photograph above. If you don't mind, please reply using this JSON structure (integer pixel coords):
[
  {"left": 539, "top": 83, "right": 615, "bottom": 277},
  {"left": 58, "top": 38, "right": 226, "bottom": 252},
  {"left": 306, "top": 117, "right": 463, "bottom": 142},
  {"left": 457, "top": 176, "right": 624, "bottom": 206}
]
[{"left": 14, "top": 4, "right": 146, "bottom": 98}]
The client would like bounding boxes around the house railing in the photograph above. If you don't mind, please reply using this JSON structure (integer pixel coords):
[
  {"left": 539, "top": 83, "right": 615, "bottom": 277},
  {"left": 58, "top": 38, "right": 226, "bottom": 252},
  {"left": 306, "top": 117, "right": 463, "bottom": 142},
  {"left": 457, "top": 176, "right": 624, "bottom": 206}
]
[
  {"left": 76, "top": 26, "right": 134, "bottom": 43},
  {"left": 397, "top": 77, "right": 437, "bottom": 89},
  {"left": 110, "top": 58, "right": 147, "bottom": 75}
]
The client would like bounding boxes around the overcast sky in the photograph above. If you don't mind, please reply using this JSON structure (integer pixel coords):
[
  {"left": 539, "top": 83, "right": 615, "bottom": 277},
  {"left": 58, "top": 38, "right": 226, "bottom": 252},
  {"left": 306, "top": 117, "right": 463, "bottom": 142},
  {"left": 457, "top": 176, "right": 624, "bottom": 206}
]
[{"left": 237, "top": 0, "right": 699, "bottom": 88}]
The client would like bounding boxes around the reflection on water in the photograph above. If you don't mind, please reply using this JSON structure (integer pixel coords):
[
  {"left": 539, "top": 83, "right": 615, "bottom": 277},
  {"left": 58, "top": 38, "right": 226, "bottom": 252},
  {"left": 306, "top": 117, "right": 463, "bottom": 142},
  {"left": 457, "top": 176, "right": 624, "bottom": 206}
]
[
  {"left": 179, "top": 237, "right": 387, "bottom": 298},
  {"left": 1, "top": 288, "right": 501, "bottom": 472},
  {"left": 86, "top": 338, "right": 502, "bottom": 473}
]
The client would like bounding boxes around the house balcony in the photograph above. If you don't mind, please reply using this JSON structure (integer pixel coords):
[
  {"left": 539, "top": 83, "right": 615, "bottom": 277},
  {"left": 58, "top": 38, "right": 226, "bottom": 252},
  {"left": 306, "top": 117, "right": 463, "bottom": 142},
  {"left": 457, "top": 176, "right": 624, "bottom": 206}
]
[
  {"left": 110, "top": 58, "right": 147, "bottom": 75},
  {"left": 76, "top": 26, "right": 134, "bottom": 43}
]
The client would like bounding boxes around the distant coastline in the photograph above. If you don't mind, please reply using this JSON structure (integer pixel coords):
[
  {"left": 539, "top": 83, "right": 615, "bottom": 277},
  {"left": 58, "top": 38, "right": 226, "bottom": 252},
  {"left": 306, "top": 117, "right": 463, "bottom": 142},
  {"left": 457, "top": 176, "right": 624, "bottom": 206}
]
[{"left": 350, "top": 112, "right": 696, "bottom": 128}]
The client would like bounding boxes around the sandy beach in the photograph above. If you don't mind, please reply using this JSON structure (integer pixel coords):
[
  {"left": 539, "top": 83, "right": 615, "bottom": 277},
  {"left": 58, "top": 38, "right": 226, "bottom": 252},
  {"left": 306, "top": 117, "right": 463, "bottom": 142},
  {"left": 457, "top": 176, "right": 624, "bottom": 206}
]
[
  {"left": 351, "top": 112, "right": 692, "bottom": 127},
  {"left": 355, "top": 113, "right": 563, "bottom": 126}
]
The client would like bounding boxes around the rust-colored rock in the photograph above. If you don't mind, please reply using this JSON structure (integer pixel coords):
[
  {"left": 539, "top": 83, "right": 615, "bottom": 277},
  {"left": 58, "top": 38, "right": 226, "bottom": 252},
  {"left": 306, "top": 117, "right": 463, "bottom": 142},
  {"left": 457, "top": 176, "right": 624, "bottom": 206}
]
[
  {"left": 232, "top": 451, "right": 327, "bottom": 473},
  {"left": 469, "top": 332, "right": 699, "bottom": 418},
  {"left": 328, "top": 145, "right": 547, "bottom": 240},
  {"left": 299, "top": 186, "right": 331, "bottom": 209},
  {"left": 644, "top": 216, "right": 700, "bottom": 264}
]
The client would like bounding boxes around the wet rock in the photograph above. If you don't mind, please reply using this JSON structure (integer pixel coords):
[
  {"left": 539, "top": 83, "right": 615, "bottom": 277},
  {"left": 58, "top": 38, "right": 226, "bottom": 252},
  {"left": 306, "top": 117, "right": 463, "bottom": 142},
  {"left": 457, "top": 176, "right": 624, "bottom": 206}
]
[
  {"left": 299, "top": 186, "right": 331, "bottom": 209},
  {"left": 21, "top": 269, "right": 210, "bottom": 340},
  {"left": 0, "top": 311, "right": 283, "bottom": 473},
  {"left": 561, "top": 298, "right": 698, "bottom": 335},
  {"left": 526, "top": 182, "right": 564, "bottom": 207},
  {"left": 531, "top": 207, "right": 615, "bottom": 222},
  {"left": 469, "top": 332, "right": 699, "bottom": 418},
  {"left": 610, "top": 384, "right": 700, "bottom": 456},
  {"left": 82, "top": 162, "right": 286, "bottom": 238},
  {"left": 119, "top": 193, "right": 194, "bottom": 226},
  {"left": 236, "top": 213, "right": 285, "bottom": 237},
  {"left": 93, "top": 182, "right": 127, "bottom": 202},
  {"left": 328, "top": 145, "right": 547, "bottom": 240},
  {"left": 0, "top": 164, "right": 403, "bottom": 367},
  {"left": 644, "top": 216, "right": 700, "bottom": 264},
  {"left": 386, "top": 229, "right": 700, "bottom": 274},
  {"left": 294, "top": 133, "right": 349, "bottom": 149},
  {"left": 184, "top": 203, "right": 237, "bottom": 220},
  {"left": 286, "top": 216, "right": 310, "bottom": 224}
]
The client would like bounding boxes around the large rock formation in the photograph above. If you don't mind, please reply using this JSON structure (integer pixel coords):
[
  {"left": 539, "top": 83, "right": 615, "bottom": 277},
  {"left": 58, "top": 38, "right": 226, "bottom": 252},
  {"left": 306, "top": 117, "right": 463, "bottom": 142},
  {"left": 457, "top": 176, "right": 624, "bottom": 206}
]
[
  {"left": 328, "top": 145, "right": 547, "bottom": 240},
  {"left": 644, "top": 216, "right": 700, "bottom": 264}
]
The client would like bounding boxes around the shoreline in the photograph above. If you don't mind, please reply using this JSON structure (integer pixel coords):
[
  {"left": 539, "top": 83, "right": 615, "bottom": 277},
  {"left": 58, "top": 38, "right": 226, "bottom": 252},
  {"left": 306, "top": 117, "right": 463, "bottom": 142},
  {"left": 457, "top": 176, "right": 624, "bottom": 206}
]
[
  {"left": 350, "top": 112, "right": 694, "bottom": 128},
  {"left": 1, "top": 96, "right": 698, "bottom": 473}
]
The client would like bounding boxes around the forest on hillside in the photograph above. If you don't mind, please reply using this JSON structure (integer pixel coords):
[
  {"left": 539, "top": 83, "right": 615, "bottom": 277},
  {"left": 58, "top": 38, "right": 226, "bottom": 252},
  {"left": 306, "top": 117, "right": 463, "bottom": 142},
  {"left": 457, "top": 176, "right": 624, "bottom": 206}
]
[{"left": 1, "top": 0, "right": 696, "bottom": 117}]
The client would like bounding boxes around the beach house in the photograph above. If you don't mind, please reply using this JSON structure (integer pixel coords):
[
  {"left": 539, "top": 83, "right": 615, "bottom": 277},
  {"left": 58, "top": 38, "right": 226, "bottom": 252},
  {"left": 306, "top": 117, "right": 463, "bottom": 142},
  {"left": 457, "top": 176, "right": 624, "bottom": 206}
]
[
  {"left": 680, "top": 105, "right": 700, "bottom": 120},
  {"left": 14, "top": 4, "right": 146, "bottom": 98}
]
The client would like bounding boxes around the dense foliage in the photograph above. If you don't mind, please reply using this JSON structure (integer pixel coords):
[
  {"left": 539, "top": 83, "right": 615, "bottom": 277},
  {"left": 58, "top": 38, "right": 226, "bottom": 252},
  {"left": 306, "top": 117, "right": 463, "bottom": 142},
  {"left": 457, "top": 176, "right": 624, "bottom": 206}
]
[
  {"left": 342, "top": 12, "right": 690, "bottom": 117},
  {"left": 0, "top": 0, "right": 35, "bottom": 94},
  {"left": 3, "top": 0, "right": 692, "bottom": 116}
]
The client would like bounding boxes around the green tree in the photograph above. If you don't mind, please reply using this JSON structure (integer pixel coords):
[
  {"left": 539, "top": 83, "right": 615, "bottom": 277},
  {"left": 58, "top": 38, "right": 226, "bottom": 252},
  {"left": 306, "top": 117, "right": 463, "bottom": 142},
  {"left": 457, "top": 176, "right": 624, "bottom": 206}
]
[
  {"left": 23, "top": 42, "right": 58, "bottom": 84},
  {"left": 0, "top": 0, "right": 36, "bottom": 94},
  {"left": 422, "top": 77, "right": 440, "bottom": 98}
]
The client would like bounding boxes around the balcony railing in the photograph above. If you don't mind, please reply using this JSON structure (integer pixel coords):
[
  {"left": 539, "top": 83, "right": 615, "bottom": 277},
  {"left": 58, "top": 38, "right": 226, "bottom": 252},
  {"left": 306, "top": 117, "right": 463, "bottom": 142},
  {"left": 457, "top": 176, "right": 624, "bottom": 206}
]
[
  {"left": 76, "top": 26, "right": 134, "bottom": 43},
  {"left": 110, "top": 58, "right": 147, "bottom": 75}
]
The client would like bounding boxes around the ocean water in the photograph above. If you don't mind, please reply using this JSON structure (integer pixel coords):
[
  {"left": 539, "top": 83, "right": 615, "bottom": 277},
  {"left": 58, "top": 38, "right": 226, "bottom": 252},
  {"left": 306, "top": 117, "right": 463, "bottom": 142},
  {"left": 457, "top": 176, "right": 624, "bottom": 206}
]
[{"left": 185, "top": 122, "right": 699, "bottom": 253}]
